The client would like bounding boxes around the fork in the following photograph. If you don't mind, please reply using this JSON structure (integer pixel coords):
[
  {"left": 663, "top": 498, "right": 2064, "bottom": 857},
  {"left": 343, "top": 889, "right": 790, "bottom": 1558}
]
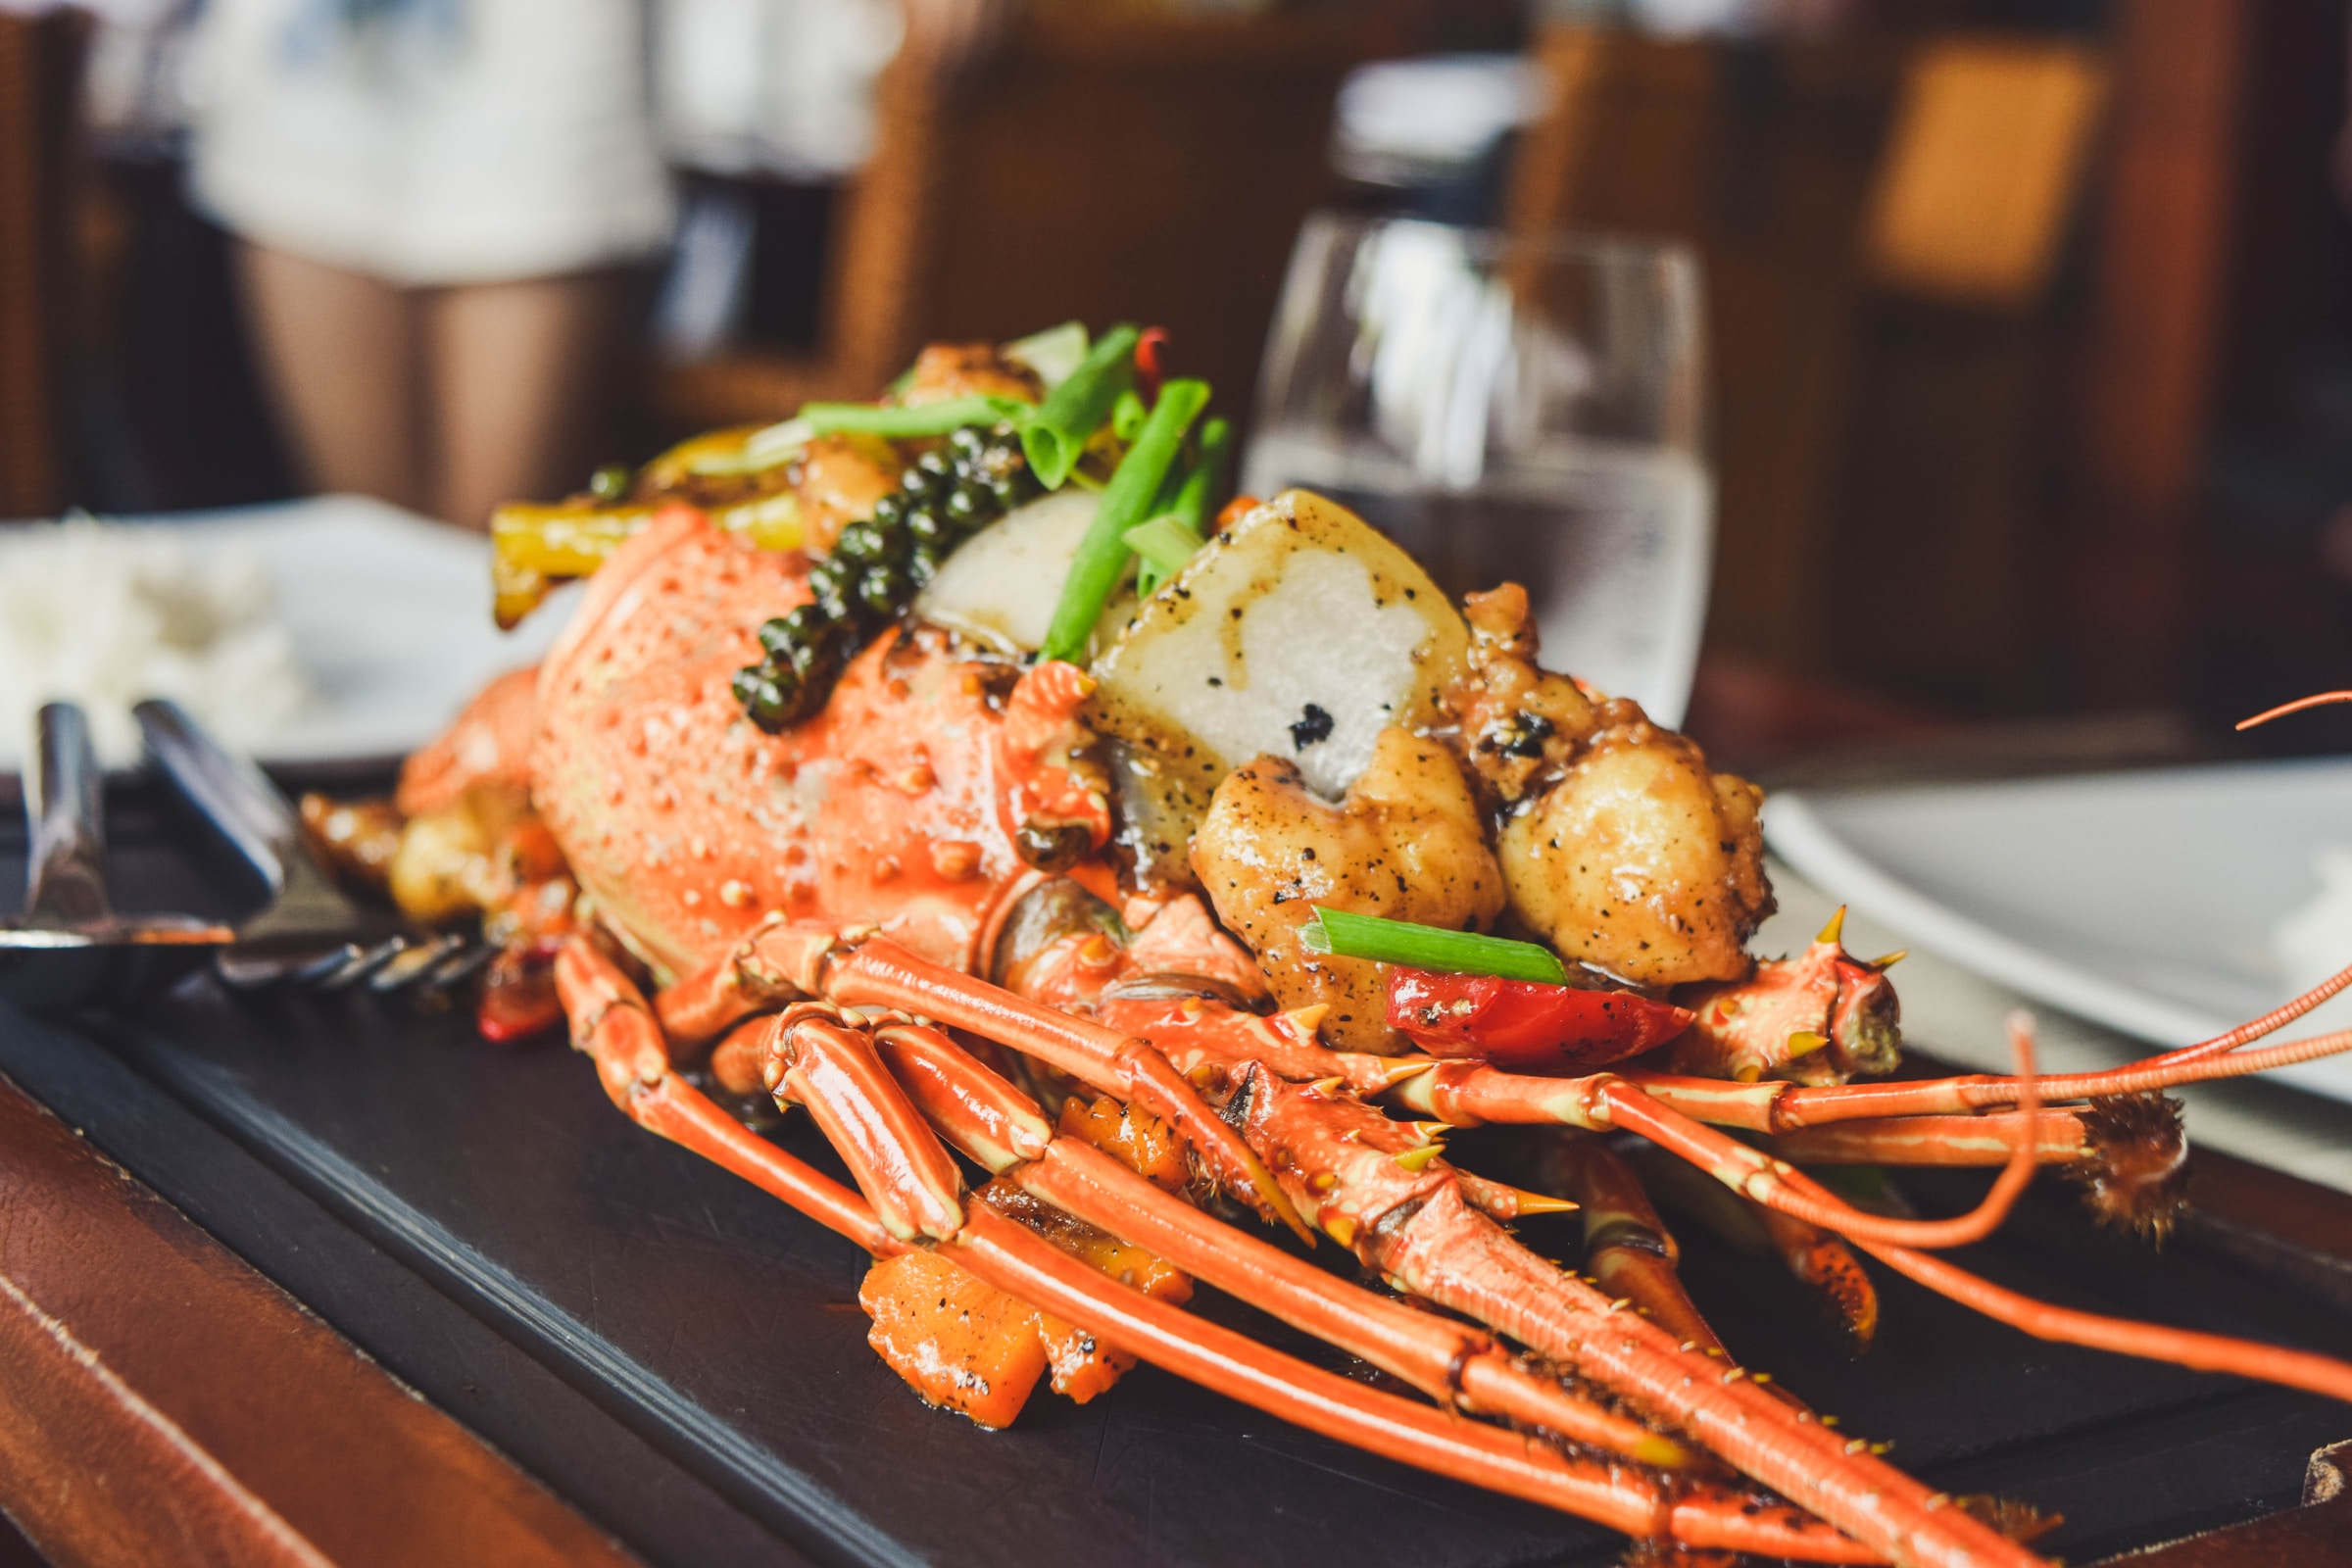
[
  {"left": 133, "top": 699, "right": 490, "bottom": 994},
  {"left": 0, "top": 703, "right": 232, "bottom": 1010},
  {"left": 1, "top": 702, "right": 233, "bottom": 950}
]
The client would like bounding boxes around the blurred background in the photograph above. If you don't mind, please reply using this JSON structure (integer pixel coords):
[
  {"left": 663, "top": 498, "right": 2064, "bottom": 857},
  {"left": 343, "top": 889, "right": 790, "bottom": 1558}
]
[{"left": 3, "top": 0, "right": 2349, "bottom": 776}]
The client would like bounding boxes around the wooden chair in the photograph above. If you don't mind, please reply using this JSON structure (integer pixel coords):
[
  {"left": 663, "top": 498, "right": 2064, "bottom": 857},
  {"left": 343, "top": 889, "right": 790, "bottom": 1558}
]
[
  {"left": 0, "top": 8, "right": 88, "bottom": 519},
  {"left": 1507, "top": 25, "right": 2114, "bottom": 710},
  {"left": 1830, "top": 37, "right": 2108, "bottom": 709},
  {"left": 653, "top": 4, "right": 1374, "bottom": 433},
  {"left": 1505, "top": 26, "right": 1901, "bottom": 679}
]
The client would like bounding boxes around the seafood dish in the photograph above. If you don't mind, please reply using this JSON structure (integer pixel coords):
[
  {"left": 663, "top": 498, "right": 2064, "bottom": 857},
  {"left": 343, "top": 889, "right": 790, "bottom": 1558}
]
[{"left": 302, "top": 322, "right": 2352, "bottom": 1567}]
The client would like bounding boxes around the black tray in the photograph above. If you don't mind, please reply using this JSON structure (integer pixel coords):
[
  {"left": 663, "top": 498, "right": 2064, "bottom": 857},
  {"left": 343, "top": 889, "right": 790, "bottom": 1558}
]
[{"left": 4, "top": 783, "right": 2348, "bottom": 1567}]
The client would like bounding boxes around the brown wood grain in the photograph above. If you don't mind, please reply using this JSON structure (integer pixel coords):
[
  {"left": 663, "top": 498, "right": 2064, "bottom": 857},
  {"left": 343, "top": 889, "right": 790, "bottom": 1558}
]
[
  {"left": 0, "top": 1071, "right": 639, "bottom": 1568},
  {"left": 1509, "top": 28, "right": 1897, "bottom": 678},
  {"left": 652, "top": 6, "right": 1365, "bottom": 435},
  {"left": 2099, "top": 1441, "right": 2352, "bottom": 1565},
  {"left": 0, "top": 10, "right": 82, "bottom": 520}
]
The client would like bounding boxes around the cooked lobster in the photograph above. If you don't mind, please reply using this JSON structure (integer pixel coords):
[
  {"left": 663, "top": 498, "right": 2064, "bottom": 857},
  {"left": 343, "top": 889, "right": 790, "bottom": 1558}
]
[{"left": 368, "top": 334, "right": 2352, "bottom": 1568}]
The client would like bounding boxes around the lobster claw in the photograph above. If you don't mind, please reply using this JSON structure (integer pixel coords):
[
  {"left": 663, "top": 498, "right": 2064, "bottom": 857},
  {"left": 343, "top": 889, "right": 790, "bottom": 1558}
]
[{"left": 1667, "top": 909, "right": 1902, "bottom": 1086}]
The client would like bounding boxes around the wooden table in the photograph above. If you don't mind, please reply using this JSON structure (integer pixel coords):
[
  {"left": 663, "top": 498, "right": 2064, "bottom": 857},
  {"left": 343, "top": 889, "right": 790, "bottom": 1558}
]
[{"left": 2, "top": 811, "right": 2350, "bottom": 1563}]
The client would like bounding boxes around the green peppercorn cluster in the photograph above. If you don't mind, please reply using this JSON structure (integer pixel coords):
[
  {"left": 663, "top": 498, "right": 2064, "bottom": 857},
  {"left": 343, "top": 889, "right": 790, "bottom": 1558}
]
[{"left": 733, "top": 423, "right": 1039, "bottom": 731}]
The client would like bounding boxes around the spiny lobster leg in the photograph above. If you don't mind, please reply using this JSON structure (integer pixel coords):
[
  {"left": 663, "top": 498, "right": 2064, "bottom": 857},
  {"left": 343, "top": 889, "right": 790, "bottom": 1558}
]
[
  {"left": 948, "top": 1204, "right": 1881, "bottom": 1563},
  {"left": 866, "top": 1019, "right": 1697, "bottom": 1470},
  {"left": 1390, "top": 1043, "right": 2048, "bottom": 1253},
  {"left": 1655, "top": 1030, "right": 2352, "bottom": 1129},
  {"left": 1683, "top": 1110, "right": 2352, "bottom": 1403},
  {"left": 1544, "top": 1138, "right": 1731, "bottom": 1360},
  {"left": 1765, "top": 1111, "right": 2094, "bottom": 1166},
  {"left": 563, "top": 942, "right": 1868, "bottom": 1558},
  {"left": 1238, "top": 1073, "right": 2038, "bottom": 1568},
  {"left": 1752, "top": 1203, "right": 1881, "bottom": 1353},
  {"left": 1866, "top": 1237, "right": 2352, "bottom": 1403},
  {"left": 818, "top": 932, "right": 1312, "bottom": 1243},
  {"left": 1628, "top": 960, "right": 2352, "bottom": 1132},
  {"left": 655, "top": 937, "right": 2013, "bottom": 1562},
  {"left": 553, "top": 939, "right": 895, "bottom": 1253},
  {"left": 652, "top": 920, "right": 1310, "bottom": 1241}
]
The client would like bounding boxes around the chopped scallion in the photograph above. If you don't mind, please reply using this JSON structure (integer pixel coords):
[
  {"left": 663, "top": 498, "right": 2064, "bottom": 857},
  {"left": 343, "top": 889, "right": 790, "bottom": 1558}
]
[
  {"left": 1002, "top": 320, "right": 1090, "bottom": 389},
  {"left": 798, "top": 396, "right": 1025, "bottom": 437},
  {"left": 1129, "top": 416, "right": 1232, "bottom": 596},
  {"left": 1299, "top": 907, "right": 1571, "bottom": 985},
  {"left": 1170, "top": 416, "right": 1230, "bottom": 532},
  {"left": 1039, "top": 377, "right": 1208, "bottom": 662},
  {"left": 1124, "top": 514, "right": 1206, "bottom": 598},
  {"left": 1111, "top": 388, "right": 1149, "bottom": 442},
  {"left": 1022, "top": 323, "right": 1139, "bottom": 490}
]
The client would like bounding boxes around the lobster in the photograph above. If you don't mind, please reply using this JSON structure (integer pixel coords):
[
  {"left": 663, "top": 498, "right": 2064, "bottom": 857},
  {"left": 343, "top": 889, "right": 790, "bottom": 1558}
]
[{"left": 382, "top": 486, "right": 2352, "bottom": 1568}]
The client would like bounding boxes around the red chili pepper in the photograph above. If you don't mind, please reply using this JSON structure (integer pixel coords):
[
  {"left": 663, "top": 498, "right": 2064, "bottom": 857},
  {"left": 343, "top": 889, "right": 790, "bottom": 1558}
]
[
  {"left": 476, "top": 945, "right": 564, "bottom": 1044},
  {"left": 1134, "top": 326, "right": 1168, "bottom": 401},
  {"left": 1386, "top": 967, "right": 1691, "bottom": 1074}
]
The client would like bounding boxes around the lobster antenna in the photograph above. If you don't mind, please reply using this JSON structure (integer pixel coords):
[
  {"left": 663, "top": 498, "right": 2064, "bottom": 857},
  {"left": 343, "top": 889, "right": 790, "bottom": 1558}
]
[{"left": 2235, "top": 690, "right": 2352, "bottom": 731}]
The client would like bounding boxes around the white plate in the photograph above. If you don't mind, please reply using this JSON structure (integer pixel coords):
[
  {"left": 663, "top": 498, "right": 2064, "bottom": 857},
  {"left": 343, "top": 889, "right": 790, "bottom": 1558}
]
[
  {"left": 0, "top": 495, "right": 566, "bottom": 772},
  {"left": 1764, "top": 760, "right": 2352, "bottom": 1103}
]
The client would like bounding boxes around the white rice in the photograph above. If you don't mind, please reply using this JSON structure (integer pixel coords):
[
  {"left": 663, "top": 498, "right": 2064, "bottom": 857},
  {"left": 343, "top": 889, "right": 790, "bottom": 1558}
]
[{"left": 0, "top": 518, "right": 312, "bottom": 767}]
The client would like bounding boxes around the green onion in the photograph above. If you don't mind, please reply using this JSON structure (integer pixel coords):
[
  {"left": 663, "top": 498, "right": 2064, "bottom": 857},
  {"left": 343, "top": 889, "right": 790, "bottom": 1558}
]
[
  {"left": 1299, "top": 907, "right": 1571, "bottom": 985},
  {"left": 1171, "top": 415, "right": 1230, "bottom": 530},
  {"left": 1022, "top": 323, "right": 1139, "bottom": 490},
  {"left": 1124, "top": 514, "right": 1206, "bottom": 597},
  {"left": 1129, "top": 416, "right": 1231, "bottom": 596},
  {"left": 1039, "top": 377, "right": 1208, "bottom": 662},
  {"left": 1002, "top": 320, "right": 1090, "bottom": 389},
  {"left": 798, "top": 396, "right": 1024, "bottom": 437},
  {"left": 1110, "top": 389, "right": 1149, "bottom": 442}
]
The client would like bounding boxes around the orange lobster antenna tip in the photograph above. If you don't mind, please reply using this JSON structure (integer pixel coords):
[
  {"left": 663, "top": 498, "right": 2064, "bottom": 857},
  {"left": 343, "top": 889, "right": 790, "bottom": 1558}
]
[
  {"left": 1395, "top": 1143, "right": 1447, "bottom": 1173},
  {"left": 1869, "top": 950, "right": 1908, "bottom": 970},
  {"left": 1816, "top": 906, "right": 1847, "bottom": 946},
  {"left": 1508, "top": 1190, "right": 1580, "bottom": 1216},
  {"left": 1279, "top": 1005, "right": 1331, "bottom": 1043},
  {"left": 2235, "top": 690, "right": 2352, "bottom": 730}
]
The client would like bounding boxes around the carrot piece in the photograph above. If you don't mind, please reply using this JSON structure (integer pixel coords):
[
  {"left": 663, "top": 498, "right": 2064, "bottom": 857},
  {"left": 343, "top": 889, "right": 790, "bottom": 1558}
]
[
  {"left": 1058, "top": 1096, "right": 1189, "bottom": 1194},
  {"left": 1035, "top": 1311, "right": 1132, "bottom": 1403},
  {"left": 858, "top": 1251, "right": 1047, "bottom": 1430}
]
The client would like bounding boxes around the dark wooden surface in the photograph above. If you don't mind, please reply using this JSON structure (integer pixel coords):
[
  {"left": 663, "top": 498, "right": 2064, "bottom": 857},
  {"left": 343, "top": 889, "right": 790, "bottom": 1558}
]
[
  {"left": 3, "top": 779, "right": 2352, "bottom": 1565},
  {"left": 0, "top": 1069, "right": 640, "bottom": 1568}
]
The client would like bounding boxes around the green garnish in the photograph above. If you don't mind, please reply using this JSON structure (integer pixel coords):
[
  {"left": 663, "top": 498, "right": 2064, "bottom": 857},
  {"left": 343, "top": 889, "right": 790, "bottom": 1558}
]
[
  {"left": 1039, "top": 377, "right": 1208, "bottom": 662},
  {"left": 1174, "top": 416, "right": 1231, "bottom": 527},
  {"left": 1110, "top": 388, "right": 1149, "bottom": 442},
  {"left": 1124, "top": 514, "right": 1206, "bottom": 597},
  {"left": 1298, "top": 907, "right": 1571, "bottom": 985},
  {"left": 1022, "top": 323, "right": 1140, "bottom": 490},
  {"left": 1002, "top": 320, "right": 1090, "bottom": 389},
  {"left": 1127, "top": 416, "right": 1231, "bottom": 596},
  {"left": 799, "top": 396, "right": 1025, "bottom": 438}
]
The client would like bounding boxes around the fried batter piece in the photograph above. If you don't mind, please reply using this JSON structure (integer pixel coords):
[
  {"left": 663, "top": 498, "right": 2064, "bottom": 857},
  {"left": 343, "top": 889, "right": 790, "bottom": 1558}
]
[
  {"left": 1442, "top": 585, "right": 1771, "bottom": 988},
  {"left": 792, "top": 431, "right": 902, "bottom": 555},
  {"left": 897, "top": 341, "right": 1046, "bottom": 407},
  {"left": 1502, "top": 723, "right": 1769, "bottom": 986},
  {"left": 1446, "top": 584, "right": 1600, "bottom": 805},
  {"left": 1191, "top": 726, "right": 1504, "bottom": 1052}
]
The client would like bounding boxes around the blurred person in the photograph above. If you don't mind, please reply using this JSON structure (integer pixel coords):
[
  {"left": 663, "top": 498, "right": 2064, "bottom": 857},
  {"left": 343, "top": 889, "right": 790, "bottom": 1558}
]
[{"left": 182, "top": 0, "right": 674, "bottom": 528}]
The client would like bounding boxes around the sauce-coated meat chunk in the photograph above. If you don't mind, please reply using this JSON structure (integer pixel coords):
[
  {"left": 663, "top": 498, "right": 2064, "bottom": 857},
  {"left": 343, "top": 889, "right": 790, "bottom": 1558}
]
[
  {"left": 1499, "top": 722, "right": 1769, "bottom": 986},
  {"left": 1191, "top": 726, "right": 1504, "bottom": 1052}
]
